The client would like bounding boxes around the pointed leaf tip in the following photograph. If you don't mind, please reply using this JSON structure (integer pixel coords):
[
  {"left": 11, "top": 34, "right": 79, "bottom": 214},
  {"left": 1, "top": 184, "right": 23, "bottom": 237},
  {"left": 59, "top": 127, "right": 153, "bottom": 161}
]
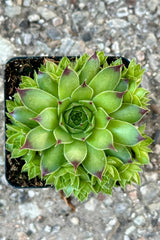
[
  {"left": 108, "top": 144, "right": 117, "bottom": 152},
  {"left": 95, "top": 170, "right": 104, "bottom": 181},
  {"left": 90, "top": 52, "right": 98, "bottom": 60},
  {"left": 81, "top": 80, "right": 87, "bottom": 87},
  {"left": 72, "top": 160, "right": 80, "bottom": 172},
  {"left": 63, "top": 66, "right": 71, "bottom": 75},
  {"left": 20, "top": 139, "right": 32, "bottom": 149},
  {"left": 140, "top": 109, "right": 148, "bottom": 115},
  {"left": 42, "top": 167, "right": 50, "bottom": 177},
  {"left": 116, "top": 91, "right": 126, "bottom": 98},
  {"left": 138, "top": 135, "right": 145, "bottom": 142},
  {"left": 112, "top": 64, "right": 124, "bottom": 72},
  {"left": 16, "top": 88, "right": 27, "bottom": 98},
  {"left": 32, "top": 115, "right": 41, "bottom": 123}
]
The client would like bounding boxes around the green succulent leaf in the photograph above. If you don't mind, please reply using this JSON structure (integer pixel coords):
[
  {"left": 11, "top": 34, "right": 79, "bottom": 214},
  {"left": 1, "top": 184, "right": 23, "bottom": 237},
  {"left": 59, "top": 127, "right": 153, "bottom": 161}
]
[
  {"left": 107, "top": 119, "right": 144, "bottom": 146},
  {"left": 64, "top": 140, "right": 87, "bottom": 171},
  {"left": 33, "top": 107, "right": 58, "bottom": 131},
  {"left": 83, "top": 144, "right": 106, "bottom": 180},
  {"left": 110, "top": 103, "right": 148, "bottom": 123},
  {"left": 93, "top": 91, "right": 125, "bottom": 114},
  {"left": 95, "top": 107, "right": 110, "bottom": 129},
  {"left": 79, "top": 52, "right": 100, "bottom": 84},
  {"left": 87, "top": 128, "right": 114, "bottom": 150},
  {"left": 41, "top": 144, "right": 67, "bottom": 176},
  {"left": 17, "top": 88, "right": 58, "bottom": 114},
  {"left": 59, "top": 67, "right": 79, "bottom": 100},
  {"left": 10, "top": 106, "right": 38, "bottom": 128},
  {"left": 37, "top": 72, "right": 58, "bottom": 97},
  {"left": 58, "top": 98, "right": 71, "bottom": 116},
  {"left": 54, "top": 126, "right": 73, "bottom": 144},
  {"left": 89, "top": 65, "right": 123, "bottom": 96},
  {"left": 105, "top": 143, "right": 132, "bottom": 163},
  {"left": 21, "top": 126, "right": 56, "bottom": 151},
  {"left": 71, "top": 81, "right": 93, "bottom": 101}
]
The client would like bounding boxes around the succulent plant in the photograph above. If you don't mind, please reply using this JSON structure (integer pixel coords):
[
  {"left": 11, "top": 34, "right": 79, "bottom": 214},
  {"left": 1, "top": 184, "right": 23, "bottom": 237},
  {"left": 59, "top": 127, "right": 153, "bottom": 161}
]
[{"left": 6, "top": 51, "right": 152, "bottom": 201}]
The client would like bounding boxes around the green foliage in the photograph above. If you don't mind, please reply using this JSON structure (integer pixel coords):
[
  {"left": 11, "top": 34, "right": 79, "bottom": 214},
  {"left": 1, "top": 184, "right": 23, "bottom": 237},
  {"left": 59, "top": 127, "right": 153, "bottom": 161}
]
[{"left": 6, "top": 51, "right": 152, "bottom": 201}]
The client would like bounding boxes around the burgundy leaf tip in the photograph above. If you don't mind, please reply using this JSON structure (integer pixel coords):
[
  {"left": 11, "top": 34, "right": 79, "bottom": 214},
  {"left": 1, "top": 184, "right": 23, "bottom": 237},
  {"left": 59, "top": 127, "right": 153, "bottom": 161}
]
[
  {"left": 128, "top": 159, "right": 132, "bottom": 163},
  {"left": 10, "top": 110, "right": 14, "bottom": 116},
  {"left": 81, "top": 80, "right": 87, "bottom": 88},
  {"left": 112, "top": 64, "right": 124, "bottom": 72},
  {"left": 42, "top": 167, "right": 49, "bottom": 177},
  {"left": 38, "top": 71, "right": 43, "bottom": 75},
  {"left": 16, "top": 88, "right": 27, "bottom": 98},
  {"left": 20, "top": 140, "right": 32, "bottom": 149},
  {"left": 140, "top": 109, "right": 148, "bottom": 115},
  {"left": 138, "top": 135, "right": 145, "bottom": 142},
  {"left": 89, "top": 101, "right": 93, "bottom": 105},
  {"left": 32, "top": 115, "right": 41, "bottom": 122},
  {"left": 58, "top": 101, "right": 62, "bottom": 105},
  {"left": 56, "top": 139, "right": 62, "bottom": 146},
  {"left": 63, "top": 66, "right": 71, "bottom": 76},
  {"left": 72, "top": 160, "right": 80, "bottom": 172},
  {"left": 107, "top": 116, "right": 112, "bottom": 121},
  {"left": 95, "top": 170, "right": 104, "bottom": 181},
  {"left": 124, "top": 79, "right": 129, "bottom": 84},
  {"left": 90, "top": 52, "right": 98, "bottom": 60},
  {"left": 108, "top": 144, "right": 117, "bottom": 152},
  {"left": 116, "top": 91, "right": 125, "bottom": 98},
  {"left": 81, "top": 137, "right": 85, "bottom": 141}
]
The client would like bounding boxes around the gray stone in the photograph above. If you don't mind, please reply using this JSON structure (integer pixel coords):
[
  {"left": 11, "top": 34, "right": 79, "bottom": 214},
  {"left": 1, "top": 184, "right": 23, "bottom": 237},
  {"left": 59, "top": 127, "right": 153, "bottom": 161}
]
[
  {"left": 28, "top": 190, "right": 35, "bottom": 198},
  {"left": 52, "top": 17, "right": 63, "bottom": 27},
  {"left": 146, "top": 33, "right": 157, "bottom": 48},
  {"left": 5, "top": 0, "right": 13, "bottom": 6},
  {"left": 147, "top": 0, "right": 159, "bottom": 12},
  {"left": 37, "top": 7, "right": 56, "bottom": 21},
  {"left": 34, "top": 41, "right": 51, "bottom": 55},
  {"left": 155, "top": 72, "right": 160, "bottom": 83},
  {"left": 133, "top": 215, "right": 145, "bottom": 226},
  {"left": 112, "top": 41, "right": 120, "bottom": 55},
  {"left": 0, "top": 37, "right": 16, "bottom": 64},
  {"left": 59, "top": 38, "right": 75, "bottom": 55},
  {"left": 47, "top": 28, "right": 62, "bottom": 40},
  {"left": 22, "top": 33, "right": 32, "bottom": 45},
  {"left": 135, "top": 2, "right": 146, "bottom": 17},
  {"left": 18, "top": 202, "right": 41, "bottom": 219},
  {"left": 28, "top": 14, "right": 40, "bottom": 22},
  {"left": 44, "top": 225, "right": 52, "bottom": 233},
  {"left": 72, "top": 11, "right": 89, "bottom": 26},
  {"left": 105, "top": 0, "right": 119, "bottom": 4},
  {"left": 51, "top": 225, "right": 61, "bottom": 234},
  {"left": 56, "top": 0, "right": 67, "bottom": 6},
  {"left": 84, "top": 197, "right": 97, "bottom": 211},
  {"left": 128, "top": 15, "right": 138, "bottom": 25},
  {"left": 98, "top": 1, "right": 106, "bottom": 13},
  {"left": 23, "top": 0, "right": 31, "bottom": 6},
  {"left": 115, "top": 202, "right": 131, "bottom": 220},
  {"left": 5, "top": 5, "right": 21, "bottom": 18},
  {"left": 125, "top": 225, "right": 136, "bottom": 235},
  {"left": 70, "top": 217, "right": 80, "bottom": 225},
  {"left": 109, "top": 19, "right": 130, "bottom": 28},
  {"left": 149, "top": 54, "right": 159, "bottom": 71},
  {"left": 117, "top": 7, "right": 128, "bottom": 17},
  {"left": 140, "top": 183, "right": 160, "bottom": 204}
]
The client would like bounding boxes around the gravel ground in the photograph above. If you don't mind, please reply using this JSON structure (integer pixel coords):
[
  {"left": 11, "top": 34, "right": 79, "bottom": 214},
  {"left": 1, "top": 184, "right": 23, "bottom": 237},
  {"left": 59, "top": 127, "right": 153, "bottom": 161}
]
[{"left": 0, "top": 0, "right": 160, "bottom": 239}]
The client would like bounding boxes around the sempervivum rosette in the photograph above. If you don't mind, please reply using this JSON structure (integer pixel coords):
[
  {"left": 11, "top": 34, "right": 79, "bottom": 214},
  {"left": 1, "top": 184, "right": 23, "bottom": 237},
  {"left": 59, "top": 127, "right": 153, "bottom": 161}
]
[{"left": 6, "top": 52, "right": 152, "bottom": 201}]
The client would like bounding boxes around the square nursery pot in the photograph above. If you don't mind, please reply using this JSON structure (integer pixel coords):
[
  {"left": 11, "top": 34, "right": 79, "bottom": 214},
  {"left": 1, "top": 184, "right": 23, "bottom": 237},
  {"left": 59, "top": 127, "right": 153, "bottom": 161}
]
[{"left": 4, "top": 55, "right": 130, "bottom": 189}]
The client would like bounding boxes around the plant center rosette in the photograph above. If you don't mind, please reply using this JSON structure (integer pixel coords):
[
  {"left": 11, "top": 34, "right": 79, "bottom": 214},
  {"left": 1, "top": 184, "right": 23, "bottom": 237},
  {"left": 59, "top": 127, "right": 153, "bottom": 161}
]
[{"left": 6, "top": 52, "right": 152, "bottom": 201}]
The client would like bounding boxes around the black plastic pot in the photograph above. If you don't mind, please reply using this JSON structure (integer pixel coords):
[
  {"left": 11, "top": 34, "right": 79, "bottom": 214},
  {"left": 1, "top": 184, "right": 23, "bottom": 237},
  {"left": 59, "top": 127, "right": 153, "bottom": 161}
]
[{"left": 4, "top": 55, "right": 130, "bottom": 188}]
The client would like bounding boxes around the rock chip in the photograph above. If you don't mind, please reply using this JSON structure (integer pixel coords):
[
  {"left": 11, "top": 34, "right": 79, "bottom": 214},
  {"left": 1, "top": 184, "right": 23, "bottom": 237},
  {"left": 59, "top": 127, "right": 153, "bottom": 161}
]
[
  {"left": 28, "top": 14, "right": 40, "bottom": 22},
  {"left": 52, "top": 17, "right": 63, "bottom": 27},
  {"left": 18, "top": 202, "right": 41, "bottom": 219},
  {"left": 147, "top": 0, "right": 159, "bottom": 12},
  {"left": 37, "top": 7, "right": 56, "bottom": 21},
  {"left": 84, "top": 197, "right": 97, "bottom": 211},
  {"left": 70, "top": 217, "right": 80, "bottom": 225},
  {"left": 117, "top": 7, "right": 129, "bottom": 17},
  {"left": 0, "top": 37, "right": 16, "bottom": 64},
  {"left": 133, "top": 215, "right": 145, "bottom": 226},
  {"left": 5, "top": 5, "right": 21, "bottom": 18},
  {"left": 140, "top": 183, "right": 160, "bottom": 204},
  {"left": 108, "top": 19, "right": 130, "bottom": 28}
]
